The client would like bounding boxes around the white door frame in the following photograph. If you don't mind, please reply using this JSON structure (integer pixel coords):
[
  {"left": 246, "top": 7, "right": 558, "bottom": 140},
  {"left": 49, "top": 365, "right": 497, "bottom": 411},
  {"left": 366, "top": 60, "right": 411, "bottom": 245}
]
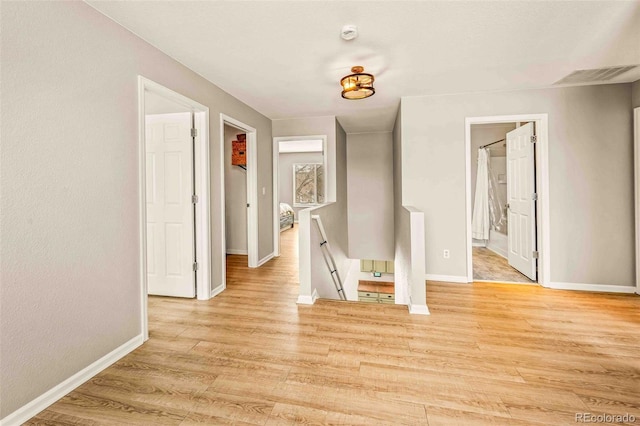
[
  {"left": 465, "top": 114, "right": 550, "bottom": 286},
  {"left": 138, "top": 76, "right": 212, "bottom": 340},
  {"left": 634, "top": 107, "right": 640, "bottom": 295},
  {"left": 272, "top": 135, "right": 328, "bottom": 257},
  {"left": 220, "top": 114, "right": 259, "bottom": 269}
]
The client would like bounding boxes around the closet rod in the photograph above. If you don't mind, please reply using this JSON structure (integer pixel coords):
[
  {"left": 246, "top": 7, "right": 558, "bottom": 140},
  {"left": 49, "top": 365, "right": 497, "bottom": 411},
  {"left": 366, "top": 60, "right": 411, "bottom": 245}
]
[{"left": 480, "top": 138, "right": 505, "bottom": 149}]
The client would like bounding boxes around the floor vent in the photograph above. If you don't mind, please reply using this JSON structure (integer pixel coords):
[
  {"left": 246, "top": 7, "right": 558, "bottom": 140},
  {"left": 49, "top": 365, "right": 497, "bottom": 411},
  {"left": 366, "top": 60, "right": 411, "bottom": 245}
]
[{"left": 554, "top": 65, "right": 637, "bottom": 85}]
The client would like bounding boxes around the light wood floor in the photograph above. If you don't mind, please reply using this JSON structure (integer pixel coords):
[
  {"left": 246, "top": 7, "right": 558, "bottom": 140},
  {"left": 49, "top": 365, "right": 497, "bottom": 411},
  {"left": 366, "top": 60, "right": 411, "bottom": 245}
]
[
  {"left": 28, "top": 227, "right": 640, "bottom": 425},
  {"left": 473, "top": 247, "right": 535, "bottom": 283}
]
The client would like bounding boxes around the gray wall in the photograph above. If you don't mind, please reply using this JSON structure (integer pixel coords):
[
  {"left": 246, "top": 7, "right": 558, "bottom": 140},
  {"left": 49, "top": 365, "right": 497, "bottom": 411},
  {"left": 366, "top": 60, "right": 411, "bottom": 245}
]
[
  {"left": 401, "top": 83, "right": 634, "bottom": 286},
  {"left": 224, "top": 125, "right": 247, "bottom": 253},
  {"left": 278, "top": 151, "right": 324, "bottom": 218},
  {"left": 347, "top": 132, "right": 395, "bottom": 260},
  {"left": 0, "top": 2, "right": 272, "bottom": 418},
  {"left": 633, "top": 80, "right": 640, "bottom": 108}
]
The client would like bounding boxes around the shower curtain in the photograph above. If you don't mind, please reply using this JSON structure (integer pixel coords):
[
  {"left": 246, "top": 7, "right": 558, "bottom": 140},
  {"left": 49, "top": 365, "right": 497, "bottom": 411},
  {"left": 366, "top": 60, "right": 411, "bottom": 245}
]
[{"left": 472, "top": 148, "right": 490, "bottom": 240}]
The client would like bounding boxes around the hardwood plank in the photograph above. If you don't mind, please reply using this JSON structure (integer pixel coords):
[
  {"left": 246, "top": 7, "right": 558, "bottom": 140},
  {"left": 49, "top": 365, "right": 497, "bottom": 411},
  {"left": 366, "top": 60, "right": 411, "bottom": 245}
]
[{"left": 27, "top": 226, "right": 640, "bottom": 424}]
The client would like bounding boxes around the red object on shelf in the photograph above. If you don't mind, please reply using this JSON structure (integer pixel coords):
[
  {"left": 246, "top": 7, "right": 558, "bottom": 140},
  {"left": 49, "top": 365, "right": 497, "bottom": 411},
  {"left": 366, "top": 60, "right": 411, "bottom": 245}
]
[{"left": 232, "top": 134, "right": 246, "bottom": 166}]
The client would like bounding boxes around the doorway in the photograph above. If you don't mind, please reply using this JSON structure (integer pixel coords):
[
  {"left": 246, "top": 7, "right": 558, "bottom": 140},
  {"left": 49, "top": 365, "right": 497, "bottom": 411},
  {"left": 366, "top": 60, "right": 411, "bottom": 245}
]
[
  {"left": 223, "top": 125, "right": 248, "bottom": 256},
  {"left": 219, "top": 114, "right": 258, "bottom": 276},
  {"left": 138, "top": 77, "right": 212, "bottom": 340},
  {"left": 465, "top": 114, "right": 550, "bottom": 286},
  {"left": 272, "top": 136, "right": 328, "bottom": 258}
]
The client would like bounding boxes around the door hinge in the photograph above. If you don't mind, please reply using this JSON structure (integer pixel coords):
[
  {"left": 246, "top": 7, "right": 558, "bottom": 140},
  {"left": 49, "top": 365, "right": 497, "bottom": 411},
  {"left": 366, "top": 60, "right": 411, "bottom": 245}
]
[
  {"left": 191, "top": 128, "right": 197, "bottom": 138},
  {"left": 530, "top": 135, "right": 537, "bottom": 143},
  {"left": 247, "top": 203, "right": 250, "bottom": 208},
  {"left": 532, "top": 250, "right": 539, "bottom": 259},
  {"left": 192, "top": 194, "right": 199, "bottom": 204},
  {"left": 193, "top": 262, "right": 199, "bottom": 271},
  {"left": 532, "top": 193, "right": 538, "bottom": 201}
]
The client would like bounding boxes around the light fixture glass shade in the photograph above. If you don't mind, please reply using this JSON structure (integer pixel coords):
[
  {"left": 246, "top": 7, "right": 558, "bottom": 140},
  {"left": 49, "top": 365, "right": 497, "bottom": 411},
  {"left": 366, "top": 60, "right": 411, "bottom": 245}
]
[{"left": 340, "top": 66, "right": 375, "bottom": 99}]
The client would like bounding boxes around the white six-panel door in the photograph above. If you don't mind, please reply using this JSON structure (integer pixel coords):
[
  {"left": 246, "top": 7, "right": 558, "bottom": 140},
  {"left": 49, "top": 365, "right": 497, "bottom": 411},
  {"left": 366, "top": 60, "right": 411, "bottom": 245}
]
[
  {"left": 145, "top": 112, "right": 195, "bottom": 297},
  {"left": 506, "top": 123, "right": 537, "bottom": 281}
]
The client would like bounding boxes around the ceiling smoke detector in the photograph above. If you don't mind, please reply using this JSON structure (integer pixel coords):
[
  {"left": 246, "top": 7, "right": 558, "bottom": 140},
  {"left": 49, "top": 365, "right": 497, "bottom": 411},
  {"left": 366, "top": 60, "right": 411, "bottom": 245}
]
[{"left": 341, "top": 25, "right": 358, "bottom": 41}]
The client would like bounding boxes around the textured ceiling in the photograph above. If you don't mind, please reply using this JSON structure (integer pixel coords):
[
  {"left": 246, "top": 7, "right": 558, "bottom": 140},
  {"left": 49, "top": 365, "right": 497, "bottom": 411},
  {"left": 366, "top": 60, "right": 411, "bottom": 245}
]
[{"left": 87, "top": 1, "right": 640, "bottom": 133}]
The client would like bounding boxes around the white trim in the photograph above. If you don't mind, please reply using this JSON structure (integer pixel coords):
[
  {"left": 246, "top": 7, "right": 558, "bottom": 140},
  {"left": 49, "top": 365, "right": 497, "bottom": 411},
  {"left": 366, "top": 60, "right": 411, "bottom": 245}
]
[
  {"left": 137, "top": 77, "right": 213, "bottom": 339},
  {"left": 546, "top": 282, "right": 636, "bottom": 294},
  {"left": 465, "top": 114, "right": 550, "bottom": 286},
  {"left": 258, "top": 252, "right": 275, "bottom": 266},
  {"left": 210, "top": 283, "right": 226, "bottom": 298},
  {"left": 194, "top": 111, "right": 212, "bottom": 301},
  {"left": 0, "top": 335, "right": 143, "bottom": 426},
  {"left": 220, "top": 114, "right": 259, "bottom": 268},
  {"left": 634, "top": 107, "right": 640, "bottom": 295},
  {"left": 409, "top": 303, "right": 430, "bottom": 315},
  {"left": 486, "top": 245, "right": 508, "bottom": 259},
  {"left": 137, "top": 79, "right": 148, "bottom": 340},
  {"left": 226, "top": 249, "right": 248, "bottom": 255},
  {"left": 474, "top": 279, "right": 539, "bottom": 286},
  {"left": 273, "top": 138, "right": 280, "bottom": 257},
  {"left": 296, "top": 288, "right": 319, "bottom": 305},
  {"left": 272, "top": 135, "right": 328, "bottom": 259},
  {"left": 425, "top": 274, "right": 469, "bottom": 283}
]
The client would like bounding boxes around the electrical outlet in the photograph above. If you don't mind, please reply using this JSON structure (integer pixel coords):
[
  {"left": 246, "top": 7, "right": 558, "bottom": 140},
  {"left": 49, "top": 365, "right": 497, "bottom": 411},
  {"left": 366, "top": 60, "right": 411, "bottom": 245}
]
[{"left": 443, "top": 249, "right": 450, "bottom": 259}]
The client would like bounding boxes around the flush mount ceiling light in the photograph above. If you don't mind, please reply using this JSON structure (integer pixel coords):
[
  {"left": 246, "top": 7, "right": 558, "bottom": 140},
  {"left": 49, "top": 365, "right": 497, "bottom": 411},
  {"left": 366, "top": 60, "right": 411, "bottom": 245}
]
[{"left": 340, "top": 66, "right": 375, "bottom": 100}]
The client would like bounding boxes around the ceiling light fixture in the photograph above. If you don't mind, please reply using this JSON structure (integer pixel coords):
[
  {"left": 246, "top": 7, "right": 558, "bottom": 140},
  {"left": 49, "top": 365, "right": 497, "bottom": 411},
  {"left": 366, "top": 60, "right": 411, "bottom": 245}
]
[{"left": 340, "top": 66, "right": 375, "bottom": 100}]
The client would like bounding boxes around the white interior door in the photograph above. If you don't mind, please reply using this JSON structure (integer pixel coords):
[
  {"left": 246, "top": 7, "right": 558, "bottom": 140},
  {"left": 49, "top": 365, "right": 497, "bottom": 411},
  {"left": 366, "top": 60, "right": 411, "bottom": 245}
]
[
  {"left": 507, "top": 122, "right": 537, "bottom": 281},
  {"left": 146, "top": 112, "right": 196, "bottom": 297}
]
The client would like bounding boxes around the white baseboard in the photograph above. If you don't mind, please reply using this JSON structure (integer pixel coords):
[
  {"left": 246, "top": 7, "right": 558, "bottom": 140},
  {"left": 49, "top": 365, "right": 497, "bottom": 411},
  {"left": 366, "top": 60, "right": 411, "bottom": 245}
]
[
  {"left": 486, "top": 245, "right": 508, "bottom": 259},
  {"left": 425, "top": 274, "right": 469, "bottom": 283},
  {"left": 258, "top": 252, "right": 274, "bottom": 266},
  {"left": 0, "top": 334, "right": 143, "bottom": 426},
  {"left": 296, "top": 288, "right": 318, "bottom": 305},
  {"left": 226, "top": 249, "right": 248, "bottom": 255},
  {"left": 409, "top": 303, "right": 430, "bottom": 315},
  {"left": 475, "top": 279, "right": 538, "bottom": 286},
  {"left": 210, "top": 282, "right": 225, "bottom": 298},
  {"left": 472, "top": 241, "right": 486, "bottom": 247},
  {"left": 545, "top": 282, "right": 636, "bottom": 294}
]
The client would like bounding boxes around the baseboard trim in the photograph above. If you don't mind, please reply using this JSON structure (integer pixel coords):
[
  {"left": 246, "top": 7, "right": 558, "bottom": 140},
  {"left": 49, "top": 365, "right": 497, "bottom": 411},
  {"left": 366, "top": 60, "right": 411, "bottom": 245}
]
[
  {"left": 474, "top": 279, "right": 538, "bottom": 286},
  {"left": 226, "top": 249, "right": 248, "bottom": 255},
  {"left": 545, "top": 282, "right": 636, "bottom": 294},
  {"left": 425, "top": 274, "right": 469, "bottom": 283},
  {"left": 409, "top": 303, "right": 430, "bottom": 315},
  {"left": 0, "top": 334, "right": 143, "bottom": 426},
  {"left": 258, "top": 252, "right": 274, "bottom": 267},
  {"left": 210, "top": 282, "right": 225, "bottom": 298},
  {"left": 296, "top": 288, "right": 318, "bottom": 305},
  {"left": 486, "top": 245, "right": 507, "bottom": 259}
]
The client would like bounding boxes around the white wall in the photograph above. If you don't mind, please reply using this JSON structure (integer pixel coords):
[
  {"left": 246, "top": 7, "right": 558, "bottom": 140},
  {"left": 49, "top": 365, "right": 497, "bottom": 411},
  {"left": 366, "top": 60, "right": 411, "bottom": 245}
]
[
  {"left": 278, "top": 151, "right": 324, "bottom": 218},
  {"left": 295, "top": 119, "right": 350, "bottom": 300},
  {"left": 346, "top": 132, "right": 395, "bottom": 260},
  {"left": 401, "top": 83, "right": 635, "bottom": 287},
  {"left": 224, "top": 125, "right": 247, "bottom": 253},
  {"left": 0, "top": 2, "right": 272, "bottom": 419},
  {"left": 392, "top": 106, "right": 428, "bottom": 311}
]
